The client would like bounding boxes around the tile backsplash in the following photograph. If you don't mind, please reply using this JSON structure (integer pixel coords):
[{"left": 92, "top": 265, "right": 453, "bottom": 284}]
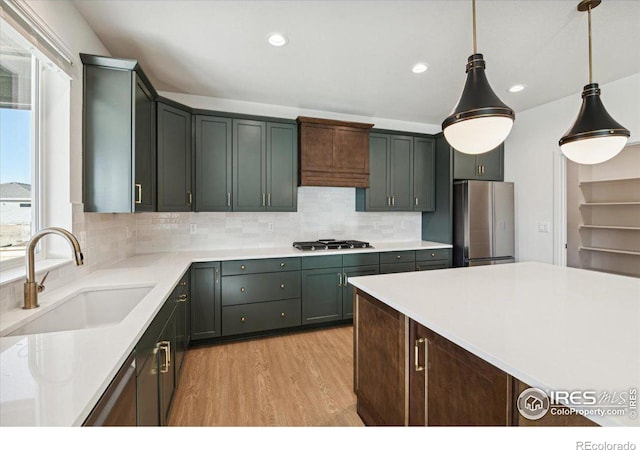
[{"left": 136, "top": 187, "right": 421, "bottom": 253}]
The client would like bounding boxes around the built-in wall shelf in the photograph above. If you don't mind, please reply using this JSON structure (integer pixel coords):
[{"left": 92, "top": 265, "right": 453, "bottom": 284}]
[
  {"left": 580, "top": 202, "right": 640, "bottom": 207},
  {"left": 579, "top": 247, "right": 640, "bottom": 257},
  {"left": 579, "top": 225, "right": 640, "bottom": 231},
  {"left": 567, "top": 144, "right": 640, "bottom": 278}
]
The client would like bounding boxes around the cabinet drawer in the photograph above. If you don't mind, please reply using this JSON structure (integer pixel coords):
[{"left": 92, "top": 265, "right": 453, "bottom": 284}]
[
  {"left": 380, "top": 262, "right": 416, "bottom": 274},
  {"left": 380, "top": 251, "right": 416, "bottom": 265},
  {"left": 342, "top": 252, "right": 379, "bottom": 267},
  {"left": 222, "top": 257, "right": 300, "bottom": 275},
  {"left": 415, "top": 248, "right": 451, "bottom": 262},
  {"left": 301, "top": 255, "right": 342, "bottom": 270},
  {"left": 222, "top": 271, "right": 301, "bottom": 305},
  {"left": 222, "top": 298, "right": 301, "bottom": 336}
]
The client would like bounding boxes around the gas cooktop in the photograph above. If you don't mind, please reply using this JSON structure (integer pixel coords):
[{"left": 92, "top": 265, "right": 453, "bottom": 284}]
[{"left": 293, "top": 239, "right": 372, "bottom": 251}]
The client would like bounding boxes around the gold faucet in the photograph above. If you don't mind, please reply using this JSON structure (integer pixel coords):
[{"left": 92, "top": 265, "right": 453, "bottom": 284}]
[{"left": 24, "top": 227, "right": 84, "bottom": 309}]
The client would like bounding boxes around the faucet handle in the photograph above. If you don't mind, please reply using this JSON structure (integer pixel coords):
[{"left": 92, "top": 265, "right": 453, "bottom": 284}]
[{"left": 38, "top": 271, "right": 50, "bottom": 293}]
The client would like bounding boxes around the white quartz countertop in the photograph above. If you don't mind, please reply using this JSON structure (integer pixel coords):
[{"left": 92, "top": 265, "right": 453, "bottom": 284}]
[
  {"left": 348, "top": 262, "right": 640, "bottom": 427},
  {"left": 0, "top": 240, "right": 449, "bottom": 426}
]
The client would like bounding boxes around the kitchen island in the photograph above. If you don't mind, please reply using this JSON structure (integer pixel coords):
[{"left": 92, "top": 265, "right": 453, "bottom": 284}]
[{"left": 350, "top": 262, "right": 639, "bottom": 427}]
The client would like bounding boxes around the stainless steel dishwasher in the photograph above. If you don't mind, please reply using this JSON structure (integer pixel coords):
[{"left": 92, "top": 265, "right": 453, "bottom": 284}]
[{"left": 83, "top": 352, "right": 137, "bottom": 426}]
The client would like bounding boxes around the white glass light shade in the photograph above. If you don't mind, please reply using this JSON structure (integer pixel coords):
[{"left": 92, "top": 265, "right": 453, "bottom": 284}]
[
  {"left": 443, "top": 116, "right": 514, "bottom": 154},
  {"left": 560, "top": 135, "right": 628, "bottom": 165}
]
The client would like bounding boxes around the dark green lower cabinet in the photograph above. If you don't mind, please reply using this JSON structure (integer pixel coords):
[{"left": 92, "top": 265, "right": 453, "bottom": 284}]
[
  {"left": 302, "top": 267, "right": 343, "bottom": 324},
  {"left": 222, "top": 298, "right": 301, "bottom": 336},
  {"left": 343, "top": 265, "right": 379, "bottom": 319},
  {"left": 190, "top": 262, "right": 221, "bottom": 340}
]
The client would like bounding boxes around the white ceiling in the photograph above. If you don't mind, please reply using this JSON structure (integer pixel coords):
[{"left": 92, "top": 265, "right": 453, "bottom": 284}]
[{"left": 73, "top": 0, "right": 640, "bottom": 126}]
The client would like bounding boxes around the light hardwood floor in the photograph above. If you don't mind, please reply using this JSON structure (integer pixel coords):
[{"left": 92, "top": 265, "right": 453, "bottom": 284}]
[{"left": 168, "top": 325, "right": 364, "bottom": 426}]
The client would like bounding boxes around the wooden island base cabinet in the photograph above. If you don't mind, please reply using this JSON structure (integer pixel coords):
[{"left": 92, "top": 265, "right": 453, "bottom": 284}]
[{"left": 353, "top": 289, "right": 597, "bottom": 427}]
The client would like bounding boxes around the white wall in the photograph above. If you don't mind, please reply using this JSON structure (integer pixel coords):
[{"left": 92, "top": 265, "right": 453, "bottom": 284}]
[{"left": 504, "top": 73, "right": 640, "bottom": 264}]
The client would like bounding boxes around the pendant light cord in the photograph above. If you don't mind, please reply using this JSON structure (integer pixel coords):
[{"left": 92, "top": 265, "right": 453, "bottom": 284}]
[
  {"left": 588, "top": 4, "right": 593, "bottom": 83},
  {"left": 472, "top": 0, "right": 477, "bottom": 53}
]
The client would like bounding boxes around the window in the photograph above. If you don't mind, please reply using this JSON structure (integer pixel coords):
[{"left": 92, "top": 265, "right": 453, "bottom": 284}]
[{"left": 0, "top": 22, "right": 39, "bottom": 265}]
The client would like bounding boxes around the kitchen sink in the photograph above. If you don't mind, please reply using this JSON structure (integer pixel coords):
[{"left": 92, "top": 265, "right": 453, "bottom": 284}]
[{"left": 6, "top": 285, "right": 155, "bottom": 337}]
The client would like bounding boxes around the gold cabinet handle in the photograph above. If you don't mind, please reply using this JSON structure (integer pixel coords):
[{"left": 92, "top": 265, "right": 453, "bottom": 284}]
[
  {"left": 159, "top": 341, "right": 171, "bottom": 373},
  {"left": 387, "top": 196, "right": 391, "bottom": 207},
  {"left": 280, "top": 312, "right": 285, "bottom": 318},
  {"left": 241, "top": 317, "right": 246, "bottom": 322},
  {"left": 179, "top": 281, "right": 187, "bottom": 287},
  {"left": 177, "top": 294, "right": 188, "bottom": 302},
  {"left": 280, "top": 262, "right": 286, "bottom": 268},
  {"left": 343, "top": 273, "right": 348, "bottom": 285},
  {"left": 338, "top": 273, "right": 343, "bottom": 287},
  {"left": 414, "top": 338, "right": 426, "bottom": 372},
  {"left": 280, "top": 283, "right": 285, "bottom": 289},
  {"left": 135, "top": 184, "right": 142, "bottom": 204},
  {"left": 240, "top": 287, "right": 246, "bottom": 293},
  {"left": 227, "top": 192, "right": 231, "bottom": 207},
  {"left": 241, "top": 265, "right": 246, "bottom": 270},
  {"left": 396, "top": 255, "right": 401, "bottom": 260},
  {"left": 188, "top": 191, "right": 193, "bottom": 206},
  {"left": 268, "top": 193, "right": 271, "bottom": 207},
  {"left": 392, "top": 196, "right": 395, "bottom": 206},
  {"left": 262, "top": 193, "right": 266, "bottom": 207},
  {"left": 415, "top": 197, "right": 419, "bottom": 206},
  {"left": 431, "top": 253, "right": 436, "bottom": 257}
]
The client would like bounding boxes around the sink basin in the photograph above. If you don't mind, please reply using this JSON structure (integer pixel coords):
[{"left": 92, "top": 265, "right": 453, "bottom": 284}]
[{"left": 7, "top": 285, "right": 154, "bottom": 337}]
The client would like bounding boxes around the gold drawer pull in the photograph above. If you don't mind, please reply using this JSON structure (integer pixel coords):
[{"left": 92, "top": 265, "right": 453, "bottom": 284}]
[
  {"left": 241, "top": 317, "right": 246, "bottom": 322},
  {"left": 177, "top": 294, "right": 188, "bottom": 302},
  {"left": 241, "top": 264, "right": 246, "bottom": 270},
  {"left": 396, "top": 255, "right": 401, "bottom": 260},
  {"left": 280, "top": 283, "right": 285, "bottom": 289},
  {"left": 241, "top": 287, "right": 246, "bottom": 293},
  {"left": 280, "top": 312, "right": 285, "bottom": 318},
  {"left": 431, "top": 253, "right": 436, "bottom": 257},
  {"left": 280, "top": 262, "right": 286, "bottom": 268},
  {"left": 179, "top": 281, "right": 187, "bottom": 287}
]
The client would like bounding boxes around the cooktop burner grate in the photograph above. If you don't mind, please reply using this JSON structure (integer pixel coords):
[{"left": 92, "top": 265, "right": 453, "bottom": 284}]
[{"left": 293, "top": 239, "right": 372, "bottom": 251}]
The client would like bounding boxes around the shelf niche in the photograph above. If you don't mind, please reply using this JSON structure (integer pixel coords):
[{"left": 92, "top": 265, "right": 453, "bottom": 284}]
[{"left": 567, "top": 144, "right": 640, "bottom": 278}]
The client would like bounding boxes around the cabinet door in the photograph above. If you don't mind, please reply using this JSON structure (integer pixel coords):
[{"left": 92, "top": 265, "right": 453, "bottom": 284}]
[
  {"left": 365, "top": 134, "right": 390, "bottom": 211},
  {"left": 158, "top": 311, "right": 176, "bottom": 426},
  {"left": 335, "top": 127, "right": 369, "bottom": 173},
  {"left": 389, "top": 135, "right": 413, "bottom": 210},
  {"left": 453, "top": 148, "right": 479, "bottom": 180},
  {"left": 413, "top": 137, "right": 435, "bottom": 212},
  {"left": 233, "top": 119, "right": 266, "bottom": 211},
  {"left": 136, "top": 346, "right": 160, "bottom": 426},
  {"left": 301, "top": 268, "right": 343, "bottom": 324},
  {"left": 191, "top": 262, "right": 221, "bottom": 340},
  {"left": 157, "top": 102, "right": 192, "bottom": 212},
  {"left": 134, "top": 76, "right": 156, "bottom": 212},
  {"left": 266, "top": 122, "right": 297, "bottom": 211},
  {"left": 342, "top": 265, "right": 379, "bottom": 319},
  {"left": 476, "top": 143, "right": 504, "bottom": 181},
  {"left": 195, "top": 116, "right": 232, "bottom": 211}
]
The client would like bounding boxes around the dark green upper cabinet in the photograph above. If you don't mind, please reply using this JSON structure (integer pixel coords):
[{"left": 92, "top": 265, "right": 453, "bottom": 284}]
[
  {"left": 266, "top": 123, "right": 297, "bottom": 211},
  {"left": 232, "top": 119, "right": 297, "bottom": 212},
  {"left": 195, "top": 116, "right": 232, "bottom": 211},
  {"left": 453, "top": 142, "right": 504, "bottom": 181},
  {"left": 357, "top": 132, "right": 433, "bottom": 212},
  {"left": 233, "top": 119, "right": 266, "bottom": 211},
  {"left": 157, "top": 102, "right": 192, "bottom": 212},
  {"left": 413, "top": 137, "right": 435, "bottom": 212},
  {"left": 81, "top": 54, "right": 157, "bottom": 213}
]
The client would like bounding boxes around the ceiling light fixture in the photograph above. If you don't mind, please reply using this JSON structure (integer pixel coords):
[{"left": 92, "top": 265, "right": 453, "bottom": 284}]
[
  {"left": 508, "top": 84, "right": 526, "bottom": 93},
  {"left": 412, "top": 63, "right": 428, "bottom": 74},
  {"left": 442, "top": 0, "right": 515, "bottom": 155},
  {"left": 559, "top": 0, "right": 630, "bottom": 165},
  {"left": 267, "top": 33, "right": 288, "bottom": 47}
]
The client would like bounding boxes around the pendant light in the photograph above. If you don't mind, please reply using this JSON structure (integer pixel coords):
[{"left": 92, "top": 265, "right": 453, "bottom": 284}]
[
  {"left": 442, "top": 0, "right": 515, "bottom": 155},
  {"left": 559, "top": 0, "right": 630, "bottom": 165}
]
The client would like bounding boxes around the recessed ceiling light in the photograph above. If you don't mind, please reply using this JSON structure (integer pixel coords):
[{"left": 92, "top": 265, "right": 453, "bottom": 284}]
[
  {"left": 508, "top": 84, "right": 526, "bottom": 93},
  {"left": 267, "top": 33, "right": 288, "bottom": 47},
  {"left": 412, "top": 63, "right": 428, "bottom": 74}
]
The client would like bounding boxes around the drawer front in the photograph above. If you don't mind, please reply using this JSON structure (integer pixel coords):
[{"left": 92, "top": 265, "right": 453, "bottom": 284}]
[
  {"left": 379, "top": 250, "right": 416, "bottom": 265},
  {"left": 301, "top": 254, "right": 343, "bottom": 270},
  {"left": 416, "top": 260, "right": 449, "bottom": 271},
  {"left": 342, "top": 252, "right": 379, "bottom": 267},
  {"left": 222, "top": 298, "right": 301, "bottom": 336},
  {"left": 221, "top": 257, "right": 301, "bottom": 275},
  {"left": 380, "top": 262, "right": 416, "bottom": 274},
  {"left": 222, "top": 271, "right": 301, "bottom": 305},
  {"left": 415, "top": 248, "right": 451, "bottom": 262}
]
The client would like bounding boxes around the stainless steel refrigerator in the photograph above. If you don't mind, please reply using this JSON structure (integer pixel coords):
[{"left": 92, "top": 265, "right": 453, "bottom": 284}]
[{"left": 453, "top": 180, "right": 515, "bottom": 267}]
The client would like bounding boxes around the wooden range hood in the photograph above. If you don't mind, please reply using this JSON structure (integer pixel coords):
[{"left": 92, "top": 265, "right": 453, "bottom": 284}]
[{"left": 297, "top": 116, "right": 374, "bottom": 188}]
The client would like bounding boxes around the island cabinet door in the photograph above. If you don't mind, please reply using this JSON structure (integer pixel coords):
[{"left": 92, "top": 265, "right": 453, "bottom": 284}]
[
  {"left": 420, "top": 326, "right": 513, "bottom": 426},
  {"left": 354, "top": 289, "right": 407, "bottom": 426}
]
